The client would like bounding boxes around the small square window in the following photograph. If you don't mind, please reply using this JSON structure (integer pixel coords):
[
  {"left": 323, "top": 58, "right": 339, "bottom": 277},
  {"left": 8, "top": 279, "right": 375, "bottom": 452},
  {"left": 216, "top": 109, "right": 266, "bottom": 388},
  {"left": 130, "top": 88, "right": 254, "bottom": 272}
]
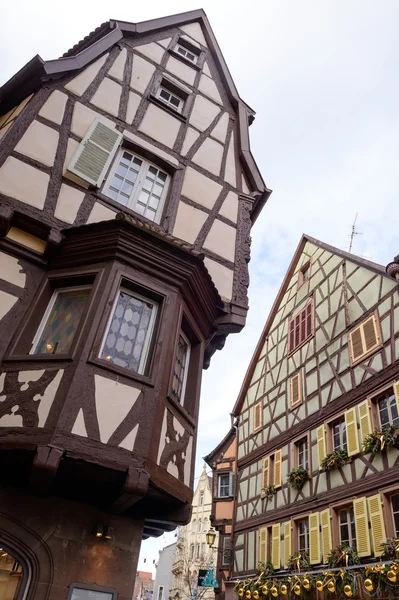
[
  {"left": 298, "top": 262, "right": 311, "bottom": 287},
  {"left": 99, "top": 288, "right": 158, "bottom": 374},
  {"left": 175, "top": 43, "right": 199, "bottom": 64},
  {"left": 31, "top": 287, "right": 90, "bottom": 355},
  {"left": 156, "top": 85, "right": 185, "bottom": 113}
]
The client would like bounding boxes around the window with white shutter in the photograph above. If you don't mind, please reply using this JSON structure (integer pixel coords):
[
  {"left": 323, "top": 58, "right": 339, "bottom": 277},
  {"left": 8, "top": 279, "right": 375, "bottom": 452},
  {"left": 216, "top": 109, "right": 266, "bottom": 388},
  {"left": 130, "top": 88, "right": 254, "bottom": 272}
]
[
  {"left": 348, "top": 313, "right": 381, "bottom": 365},
  {"left": 68, "top": 119, "right": 122, "bottom": 186}
]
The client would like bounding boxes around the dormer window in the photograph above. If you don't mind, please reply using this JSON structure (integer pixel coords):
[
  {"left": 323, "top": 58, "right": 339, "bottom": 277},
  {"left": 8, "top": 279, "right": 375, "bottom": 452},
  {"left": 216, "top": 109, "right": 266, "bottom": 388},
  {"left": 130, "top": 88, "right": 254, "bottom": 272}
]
[
  {"left": 156, "top": 86, "right": 184, "bottom": 113},
  {"left": 175, "top": 43, "right": 198, "bottom": 64}
]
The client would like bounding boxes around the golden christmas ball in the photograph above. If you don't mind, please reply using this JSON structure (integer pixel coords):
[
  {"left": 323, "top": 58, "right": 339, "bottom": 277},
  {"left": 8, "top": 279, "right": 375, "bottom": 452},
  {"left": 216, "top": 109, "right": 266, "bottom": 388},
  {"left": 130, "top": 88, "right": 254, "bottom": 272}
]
[
  {"left": 327, "top": 581, "right": 335, "bottom": 593},
  {"left": 253, "top": 591, "right": 259, "bottom": 600},
  {"left": 302, "top": 578, "right": 311, "bottom": 590},
  {"left": 387, "top": 570, "right": 397, "bottom": 583},
  {"left": 280, "top": 584, "right": 288, "bottom": 595},
  {"left": 238, "top": 589, "right": 244, "bottom": 597},
  {"left": 293, "top": 583, "right": 301, "bottom": 596},
  {"left": 261, "top": 585, "right": 268, "bottom": 595},
  {"left": 271, "top": 586, "right": 278, "bottom": 598},
  {"left": 364, "top": 578, "right": 374, "bottom": 592},
  {"left": 316, "top": 580, "right": 324, "bottom": 591},
  {"left": 344, "top": 585, "right": 353, "bottom": 597},
  {"left": 245, "top": 590, "right": 252, "bottom": 599}
]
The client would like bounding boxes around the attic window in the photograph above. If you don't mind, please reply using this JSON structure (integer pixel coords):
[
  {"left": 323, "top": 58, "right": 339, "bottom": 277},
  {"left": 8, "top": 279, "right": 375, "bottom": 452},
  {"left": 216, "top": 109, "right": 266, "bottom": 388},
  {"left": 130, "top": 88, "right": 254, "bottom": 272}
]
[
  {"left": 155, "top": 79, "right": 188, "bottom": 114},
  {"left": 298, "top": 262, "right": 311, "bottom": 287},
  {"left": 175, "top": 43, "right": 198, "bottom": 64}
]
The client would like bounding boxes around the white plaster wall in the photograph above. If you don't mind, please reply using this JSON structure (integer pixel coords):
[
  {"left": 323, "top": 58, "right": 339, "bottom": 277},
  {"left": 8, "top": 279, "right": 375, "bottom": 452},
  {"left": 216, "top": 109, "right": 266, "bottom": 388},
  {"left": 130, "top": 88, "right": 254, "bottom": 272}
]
[
  {"left": 192, "top": 138, "right": 223, "bottom": 176},
  {"left": 87, "top": 203, "right": 116, "bottom": 224},
  {"left": 123, "top": 130, "right": 179, "bottom": 166},
  {"left": 0, "top": 253, "right": 26, "bottom": 288},
  {"left": 71, "top": 102, "right": 114, "bottom": 138},
  {"left": 131, "top": 55, "right": 156, "bottom": 93},
  {"left": 0, "top": 290, "right": 18, "bottom": 321},
  {"left": 54, "top": 184, "right": 85, "bottom": 224},
  {"left": 204, "top": 258, "right": 233, "bottom": 302},
  {"left": 135, "top": 43, "right": 164, "bottom": 63},
  {"left": 181, "top": 167, "right": 222, "bottom": 210},
  {"left": 126, "top": 92, "right": 141, "bottom": 124},
  {"left": 39, "top": 90, "right": 68, "bottom": 125},
  {"left": 65, "top": 54, "right": 108, "bottom": 96},
  {"left": 91, "top": 78, "right": 122, "bottom": 117},
  {"left": 181, "top": 127, "right": 200, "bottom": 155},
  {"left": 211, "top": 112, "right": 229, "bottom": 143},
  {"left": 204, "top": 220, "right": 236, "bottom": 262},
  {"left": 108, "top": 48, "right": 127, "bottom": 81},
  {"left": 172, "top": 202, "right": 207, "bottom": 244},
  {"left": 94, "top": 374, "right": 141, "bottom": 444},
  {"left": 198, "top": 74, "right": 223, "bottom": 105},
  {"left": 189, "top": 95, "right": 220, "bottom": 131},
  {"left": 220, "top": 191, "right": 238, "bottom": 223},
  {"left": 0, "top": 157, "right": 49, "bottom": 209},
  {"left": 165, "top": 56, "right": 196, "bottom": 86},
  {"left": 15, "top": 120, "right": 59, "bottom": 167},
  {"left": 180, "top": 23, "right": 208, "bottom": 47},
  {"left": 139, "top": 104, "right": 180, "bottom": 148}
]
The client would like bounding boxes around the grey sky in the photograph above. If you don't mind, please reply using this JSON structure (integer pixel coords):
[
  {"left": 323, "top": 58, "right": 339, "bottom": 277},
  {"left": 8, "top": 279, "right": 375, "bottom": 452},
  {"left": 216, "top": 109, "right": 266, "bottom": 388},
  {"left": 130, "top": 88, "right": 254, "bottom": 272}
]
[{"left": 3, "top": 0, "right": 399, "bottom": 575}]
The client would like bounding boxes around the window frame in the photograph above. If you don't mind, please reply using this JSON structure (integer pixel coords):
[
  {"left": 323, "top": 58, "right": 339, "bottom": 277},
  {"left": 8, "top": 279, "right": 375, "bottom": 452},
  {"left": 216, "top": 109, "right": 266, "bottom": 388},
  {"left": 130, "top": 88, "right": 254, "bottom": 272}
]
[
  {"left": 221, "top": 535, "right": 232, "bottom": 567},
  {"left": 338, "top": 504, "right": 356, "bottom": 548},
  {"left": 218, "top": 472, "right": 231, "bottom": 498},
  {"left": 175, "top": 43, "right": 199, "bottom": 64},
  {"left": 292, "top": 431, "right": 311, "bottom": 473},
  {"left": 287, "top": 298, "right": 314, "bottom": 355},
  {"left": 298, "top": 261, "right": 311, "bottom": 288},
  {"left": 375, "top": 387, "right": 399, "bottom": 428},
  {"left": 171, "top": 330, "right": 191, "bottom": 407},
  {"left": 30, "top": 285, "right": 91, "bottom": 356},
  {"left": 102, "top": 147, "right": 170, "bottom": 224},
  {"left": 296, "top": 437, "right": 309, "bottom": 471},
  {"left": 156, "top": 85, "right": 185, "bottom": 113},
  {"left": 331, "top": 416, "right": 347, "bottom": 452},
  {"left": 292, "top": 515, "right": 310, "bottom": 554}
]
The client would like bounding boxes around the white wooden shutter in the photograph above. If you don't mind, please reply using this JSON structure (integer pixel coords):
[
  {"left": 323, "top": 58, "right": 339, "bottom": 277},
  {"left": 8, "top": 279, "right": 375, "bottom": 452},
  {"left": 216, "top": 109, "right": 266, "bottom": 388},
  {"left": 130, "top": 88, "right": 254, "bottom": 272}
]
[
  {"left": 283, "top": 521, "right": 292, "bottom": 568},
  {"left": 320, "top": 509, "right": 332, "bottom": 563},
  {"left": 358, "top": 399, "right": 373, "bottom": 443},
  {"left": 309, "top": 513, "right": 320, "bottom": 565},
  {"left": 271, "top": 523, "right": 281, "bottom": 569},
  {"left": 68, "top": 118, "right": 122, "bottom": 186},
  {"left": 317, "top": 425, "right": 327, "bottom": 468},
  {"left": 274, "top": 450, "right": 282, "bottom": 488},
  {"left": 368, "top": 494, "right": 386, "bottom": 557},
  {"left": 290, "top": 372, "right": 302, "bottom": 407},
  {"left": 353, "top": 497, "right": 371, "bottom": 557},
  {"left": 345, "top": 407, "right": 360, "bottom": 456},
  {"left": 259, "top": 527, "right": 267, "bottom": 565}
]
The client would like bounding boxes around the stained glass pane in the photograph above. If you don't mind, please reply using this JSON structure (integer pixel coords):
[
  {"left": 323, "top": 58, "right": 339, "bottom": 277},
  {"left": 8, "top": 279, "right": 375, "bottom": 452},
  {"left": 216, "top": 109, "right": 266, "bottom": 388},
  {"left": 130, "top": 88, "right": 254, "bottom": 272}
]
[
  {"left": 172, "top": 333, "right": 190, "bottom": 403},
  {"left": 34, "top": 289, "right": 89, "bottom": 355},
  {"left": 101, "top": 290, "right": 156, "bottom": 373}
]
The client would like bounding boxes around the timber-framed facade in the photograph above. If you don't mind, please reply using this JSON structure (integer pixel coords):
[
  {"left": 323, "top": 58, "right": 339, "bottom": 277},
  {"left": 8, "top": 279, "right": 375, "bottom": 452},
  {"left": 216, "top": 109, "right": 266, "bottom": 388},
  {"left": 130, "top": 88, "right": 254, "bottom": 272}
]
[
  {"left": 0, "top": 9, "right": 269, "bottom": 600},
  {"left": 226, "top": 236, "right": 399, "bottom": 597}
]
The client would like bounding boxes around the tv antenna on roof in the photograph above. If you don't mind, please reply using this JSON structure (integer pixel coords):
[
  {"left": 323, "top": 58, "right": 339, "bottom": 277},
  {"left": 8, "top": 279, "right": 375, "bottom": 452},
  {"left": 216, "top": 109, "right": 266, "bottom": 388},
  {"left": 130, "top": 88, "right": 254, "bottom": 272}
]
[{"left": 348, "top": 213, "right": 362, "bottom": 253}]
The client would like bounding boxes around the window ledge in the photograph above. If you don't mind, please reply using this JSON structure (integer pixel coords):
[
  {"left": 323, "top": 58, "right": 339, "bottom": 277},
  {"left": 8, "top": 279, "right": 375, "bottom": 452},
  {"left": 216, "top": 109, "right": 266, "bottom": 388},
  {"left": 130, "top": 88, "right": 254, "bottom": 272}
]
[
  {"left": 3, "top": 354, "right": 73, "bottom": 364},
  {"left": 89, "top": 358, "right": 155, "bottom": 388},
  {"left": 148, "top": 94, "right": 187, "bottom": 123},
  {"left": 168, "top": 49, "right": 201, "bottom": 71},
  {"left": 167, "top": 393, "right": 196, "bottom": 428},
  {"left": 93, "top": 193, "right": 169, "bottom": 230}
]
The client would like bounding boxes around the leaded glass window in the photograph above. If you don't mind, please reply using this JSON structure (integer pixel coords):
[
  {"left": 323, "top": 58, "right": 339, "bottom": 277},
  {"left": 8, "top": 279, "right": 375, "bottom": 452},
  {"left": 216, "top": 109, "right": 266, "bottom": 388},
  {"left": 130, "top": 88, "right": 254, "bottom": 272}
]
[
  {"left": 100, "top": 289, "right": 158, "bottom": 374},
  {"left": 104, "top": 150, "right": 169, "bottom": 223},
  {"left": 32, "top": 287, "right": 90, "bottom": 355},
  {"left": 172, "top": 332, "right": 191, "bottom": 404}
]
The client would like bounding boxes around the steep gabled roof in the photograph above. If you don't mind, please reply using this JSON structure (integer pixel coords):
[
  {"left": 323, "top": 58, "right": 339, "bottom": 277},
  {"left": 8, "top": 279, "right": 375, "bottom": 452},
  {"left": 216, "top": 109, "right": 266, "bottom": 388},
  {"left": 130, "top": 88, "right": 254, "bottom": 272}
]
[
  {"left": 0, "top": 9, "right": 271, "bottom": 222},
  {"left": 203, "top": 426, "right": 236, "bottom": 467},
  {"left": 232, "top": 234, "right": 392, "bottom": 416}
]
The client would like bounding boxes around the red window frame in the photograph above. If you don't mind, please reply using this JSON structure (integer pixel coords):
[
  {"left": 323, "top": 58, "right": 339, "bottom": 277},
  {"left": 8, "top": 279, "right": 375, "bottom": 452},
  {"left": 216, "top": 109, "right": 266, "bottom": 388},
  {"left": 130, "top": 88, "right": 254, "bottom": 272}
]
[{"left": 288, "top": 300, "right": 314, "bottom": 354}]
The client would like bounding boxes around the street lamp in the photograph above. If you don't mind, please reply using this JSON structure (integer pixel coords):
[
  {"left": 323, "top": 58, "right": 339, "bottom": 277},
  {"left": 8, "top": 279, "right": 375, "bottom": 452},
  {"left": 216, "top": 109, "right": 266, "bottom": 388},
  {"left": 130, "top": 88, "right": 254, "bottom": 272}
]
[{"left": 205, "top": 527, "right": 216, "bottom": 548}]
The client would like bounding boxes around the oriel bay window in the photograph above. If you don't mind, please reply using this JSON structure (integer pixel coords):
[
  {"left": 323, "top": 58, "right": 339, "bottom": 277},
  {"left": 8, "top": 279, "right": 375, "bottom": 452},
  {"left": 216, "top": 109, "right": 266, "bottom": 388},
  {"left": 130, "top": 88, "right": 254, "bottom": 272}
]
[
  {"left": 31, "top": 286, "right": 90, "bottom": 355},
  {"left": 99, "top": 288, "right": 158, "bottom": 374}
]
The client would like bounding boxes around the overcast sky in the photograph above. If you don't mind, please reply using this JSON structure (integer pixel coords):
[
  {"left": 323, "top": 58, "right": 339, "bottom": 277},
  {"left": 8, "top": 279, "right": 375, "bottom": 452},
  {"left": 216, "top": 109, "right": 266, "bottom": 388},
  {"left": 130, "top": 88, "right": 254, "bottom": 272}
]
[{"left": 2, "top": 0, "right": 399, "bottom": 577}]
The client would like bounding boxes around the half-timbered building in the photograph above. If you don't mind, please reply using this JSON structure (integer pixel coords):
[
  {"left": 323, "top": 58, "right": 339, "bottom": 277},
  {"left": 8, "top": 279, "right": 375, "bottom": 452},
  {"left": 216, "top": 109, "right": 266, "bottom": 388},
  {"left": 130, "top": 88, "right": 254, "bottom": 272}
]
[
  {"left": 205, "top": 427, "right": 236, "bottom": 600},
  {"left": 0, "top": 9, "right": 269, "bottom": 600},
  {"left": 227, "top": 235, "right": 399, "bottom": 596}
]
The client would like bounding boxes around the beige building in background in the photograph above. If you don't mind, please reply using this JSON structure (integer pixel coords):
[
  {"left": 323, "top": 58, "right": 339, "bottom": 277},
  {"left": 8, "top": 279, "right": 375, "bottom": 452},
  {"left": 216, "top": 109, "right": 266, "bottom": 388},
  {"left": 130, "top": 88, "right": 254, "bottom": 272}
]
[{"left": 172, "top": 466, "right": 217, "bottom": 600}]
